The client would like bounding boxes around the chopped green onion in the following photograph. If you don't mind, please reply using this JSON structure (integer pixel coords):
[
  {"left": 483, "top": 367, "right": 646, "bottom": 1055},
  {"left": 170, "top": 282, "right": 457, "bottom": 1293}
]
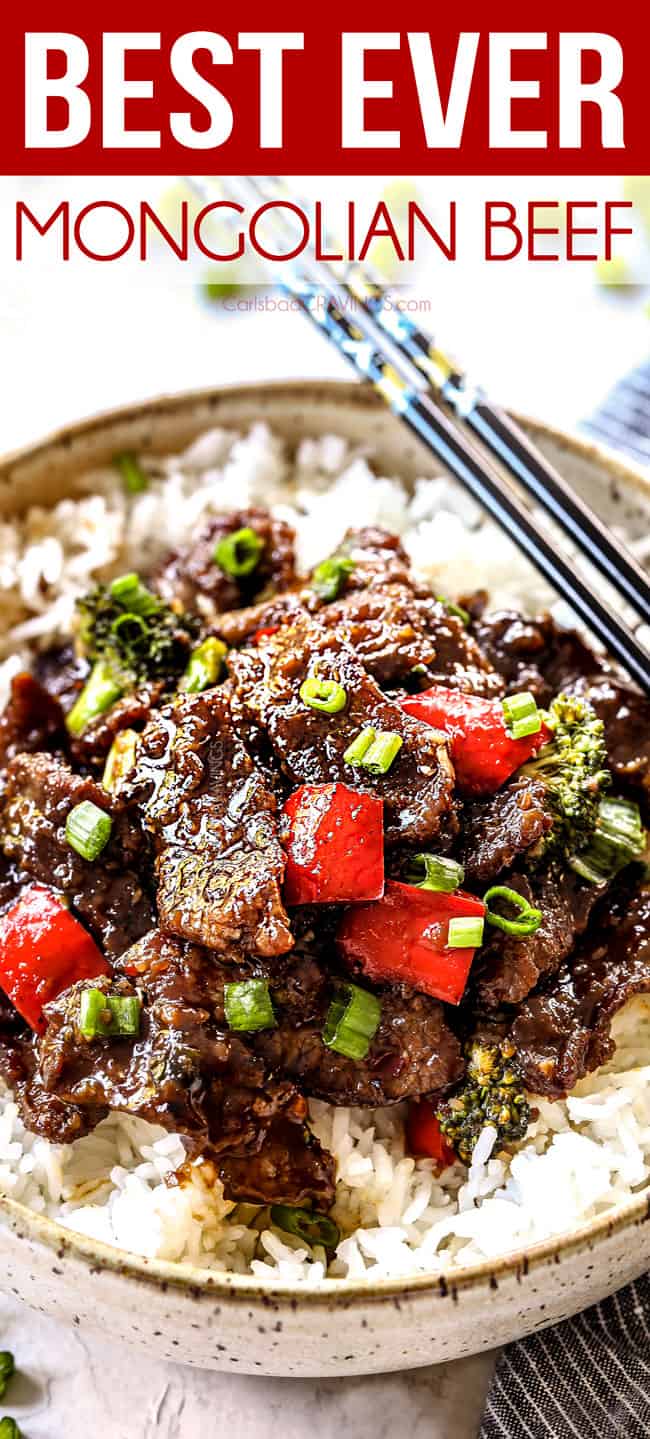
[
  {"left": 299, "top": 676, "right": 347, "bottom": 714},
  {"left": 79, "top": 989, "right": 141, "bottom": 1039},
  {"left": 356, "top": 731, "right": 403, "bottom": 775},
  {"left": 270, "top": 1205, "right": 340, "bottom": 1250},
  {"left": 312, "top": 555, "right": 355, "bottom": 602},
  {"left": 110, "top": 611, "right": 148, "bottom": 649},
  {"left": 109, "top": 573, "right": 159, "bottom": 616},
  {"left": 344, "top": 727, "right": 403, "bottom": 774},
  {"left": 113, "top": 452, "right": 149, "bottom": 495},
  {"left": 447, "top": 916, "right": 485, "bottom": 949},
  {"left": 66, "top": 801, "right": 112, "bottom": 861},
  {"left": 483, "top": 885, "right": 543, "bottom": 937},
  {"left": 0, "top": 1354, "right": 14, "bottom": 1402},
  {"left": 102, "top": 729, "right": 138, "bottom": 795},
  {"left": 343, "top": 727, "right": 376, "bottom": 765},
  {"left": 437, "top": 595, "right": 470, "bottom": 626},
  {"left": 224, "top": 979, "right": 276, "bottom": 1032},
  {"left": 322, "top": 982, "right": 381, "bottom": 1060},
  {"left": 501, "top": 692, "right": 542, "bottom": 740},
  {"left": 180, "top": 637, "right": 227, "bottom": 694},
  {"left": 406, "top": 853, "right": 465, "bottom": 893},
  {"left": 570, "top": 796, "right": 646, "bottom": 884},
  {"left": 214, "top": 527, "right": 264, "bottom": 578},
  {"left": 65, "top": 658, "right": 124, "bottom": 737},
  {"left": 0, "top": 1418, "right": 21, "bottom": 1439}
]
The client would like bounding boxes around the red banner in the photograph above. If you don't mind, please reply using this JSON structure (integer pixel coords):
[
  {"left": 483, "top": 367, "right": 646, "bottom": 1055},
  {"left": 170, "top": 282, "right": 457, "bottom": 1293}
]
[{"left": 2, "top": 2, "right": 649, "bottom": 175}]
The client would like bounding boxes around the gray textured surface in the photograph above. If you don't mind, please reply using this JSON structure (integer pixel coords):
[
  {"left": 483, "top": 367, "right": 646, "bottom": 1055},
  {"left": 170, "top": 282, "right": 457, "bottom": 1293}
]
[{"left": 0, "top": 1296, "right": 495, "bottom": 1438}]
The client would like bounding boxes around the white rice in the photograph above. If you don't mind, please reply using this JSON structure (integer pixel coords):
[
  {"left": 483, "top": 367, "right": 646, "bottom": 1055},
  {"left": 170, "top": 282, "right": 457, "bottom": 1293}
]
[{"left": 1, "top": 421, "right": 649, "bottom": 1287}]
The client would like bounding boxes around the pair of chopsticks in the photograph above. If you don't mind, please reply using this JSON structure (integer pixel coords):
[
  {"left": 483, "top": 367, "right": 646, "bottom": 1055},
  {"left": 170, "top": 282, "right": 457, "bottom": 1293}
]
[{"left": 192, "top": 176, "right": 650, "bottom": 694}]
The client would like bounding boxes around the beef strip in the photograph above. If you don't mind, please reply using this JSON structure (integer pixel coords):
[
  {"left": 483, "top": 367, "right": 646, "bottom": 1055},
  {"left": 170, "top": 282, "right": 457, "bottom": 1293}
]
[
  {"left": 0, "top": 753, "right": 153, "bottom": 958},
  {"left": 217, "top": 592, "right": 308, "bottom": 649},
  {"left": 34, "top": 931, "right": 334, "bottom": 1204},
  {"left": 255, "top": 980, "right": 464, "bottom": 1105},
  {"left": 230, "top": 617, "right": 457, "bottom": 847},
  {"left": 124, "top": 925, "right": 465, "bottom": 1105},
  {"left": 570, "top": 675, "right": 650, "bottom": 809},
  {"left": 129, "top": 684, "right": 293, "bottom": 957},
  {"left": 219, "top": 525, "right": 501, "bottom": 696},
  {"left": 473, "top": 868, "right": 600, "bottom": 1008},
  {"left": 33, "top": 643, "right": 89, "bottom": 714},
  {"left": 323, "top": 586, "right": 503, "bottom": 696},
  {"left": 465, "top": 602, "right": 605, "bottom": 706},
  {"left": 458, "top": 776, "right": 553, "bottom": 884},
  {"left": 0, "top": 673, "right": 66, "bottom": 768},
  {"left": 512, "top": 882, "right": 650, "bottom": 1097},
  {"left": 154, "top": 508, "right": 296, "bottom": 619}
]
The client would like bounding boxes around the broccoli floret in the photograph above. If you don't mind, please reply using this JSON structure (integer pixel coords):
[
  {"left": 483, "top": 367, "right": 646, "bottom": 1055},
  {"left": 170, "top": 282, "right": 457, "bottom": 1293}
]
[
  {"left": 66, "top": 573, "right": 198, "bottom": 736},
  {"left": 436, "top": 1038, "right": 530, "bottom": 1165},
  {"left": 521, "top": 693, "right": 610, "bottom": 868}
]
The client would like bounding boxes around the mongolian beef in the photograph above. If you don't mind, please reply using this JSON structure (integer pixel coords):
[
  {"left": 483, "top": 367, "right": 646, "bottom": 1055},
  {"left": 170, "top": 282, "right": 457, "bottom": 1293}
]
[{"left": 0, "top": 504, "right": 648, "bottom": 1241}]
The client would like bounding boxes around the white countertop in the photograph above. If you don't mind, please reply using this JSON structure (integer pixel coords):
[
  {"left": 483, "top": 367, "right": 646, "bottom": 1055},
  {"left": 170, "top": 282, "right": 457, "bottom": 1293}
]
[{"left": 0, "top": 1295, "right": 496, "bottom": 1439}]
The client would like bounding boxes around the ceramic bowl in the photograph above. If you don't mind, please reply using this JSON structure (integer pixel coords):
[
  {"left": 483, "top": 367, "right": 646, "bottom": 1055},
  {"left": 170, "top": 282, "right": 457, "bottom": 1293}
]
[{"left": 0, "top": 380, "right": 649, "bottom": 1377}]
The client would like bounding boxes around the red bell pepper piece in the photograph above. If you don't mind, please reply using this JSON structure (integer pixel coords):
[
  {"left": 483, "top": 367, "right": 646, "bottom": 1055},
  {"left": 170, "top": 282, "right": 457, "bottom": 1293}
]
[
  {"left": 407, "top": 1101, "right": 456, "bottom": 1166},
  {"left": 253, "top": 625, "right": 280, "bottom": 645},
  {"left": 282, "top": 783, "right": 384, "bottom": 905},
  {"left": 0, "top": 885, "right": 110, "bottom": 1034},
  {"left": 401, "top": 686, "right": 551, "bottom": 795},
  {"left": 337, "top": 880, "right": 485, "bottom": 1004}
]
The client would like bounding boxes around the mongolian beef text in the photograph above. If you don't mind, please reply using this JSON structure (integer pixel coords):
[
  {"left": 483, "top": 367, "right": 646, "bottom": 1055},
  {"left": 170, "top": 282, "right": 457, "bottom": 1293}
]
[{"left": 0, "top": 510, "right": 648, "bottom": 1233}]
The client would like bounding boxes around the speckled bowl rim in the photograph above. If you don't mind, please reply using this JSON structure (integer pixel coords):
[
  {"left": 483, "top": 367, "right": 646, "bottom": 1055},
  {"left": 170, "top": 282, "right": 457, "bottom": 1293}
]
[{"left": 1, "top": 376, "right": 649, "bottom": 1308}]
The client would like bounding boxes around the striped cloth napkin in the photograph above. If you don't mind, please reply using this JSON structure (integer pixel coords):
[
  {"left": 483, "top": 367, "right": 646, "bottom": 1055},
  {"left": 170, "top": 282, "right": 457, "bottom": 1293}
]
[{"left": 479, "top": 358, "right": 650, "bottom": 1439}]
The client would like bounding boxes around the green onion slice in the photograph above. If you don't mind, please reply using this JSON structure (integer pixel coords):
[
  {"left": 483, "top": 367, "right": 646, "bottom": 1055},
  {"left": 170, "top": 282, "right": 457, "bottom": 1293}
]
[
  {"left": 214, "top": 527, "right": 264, "bottom": 578},
  {"left": 358, "top": 731, "right": 403, "bottom": 775},
  {"left": 447, "top": 916, "right": 485, "bottom": 949},
  {"left": 270, "top": 1205, "right": 340, "bottom": 1250},
  {"left": 110, "top": 612, "right": 148, "bottom": 649},
  {"left": 114, "top": 452, "right": 149, "bottom": 494},
  {"left": 109, "top": 573, "right": 159, "bottom": 616},
  {"left": 79, "top": 989, "right": 141, "bottom": 1039},
  {"left": 102, "top": 729, "right": 138, "bottom": 795},
  {"left": 312, "top": 555, "right": 355, "bottom": 602},
  {"left": 180, "top": 637, "right": 227, "bottom": 694},
  {"left": 483, "top": 885, "right": 543, "bottom": 937},
  {"left": 322, "top": 983, "right": 381, "bottom": 1061},
  {"left": 0, "top": 1417, "right": 21, "bottom": 1439},
  {"left": 65, "top": 801, "right": 112, "bottom": 861},
  {"left": 406, "top": 853, "right": 465, "bottom": 893},
  {"left": 437, "top": 595, "right": 470, "bottom": 626},
  {"left": 570, "top": 796, "right": 646, "bottom": 884},
  {"left": 0, "top": 1352, "right": 14, "bottom": 1401},
  {"left": 343, "top": 727, "right": 402, "bottom": 774},
  {"left": 501, "top": 691, "right": 542, "bottom": 740},
  {"left": 65, "top": 658, "right": 124, "bottom": 737},
  {"left": 224, "top": 979, "right": 276, "bottom": 1033},
  {"left": 300, "top": 676, "right": 347, "bottom": 714},
  {"left": 343, "top": 727, "right": 376, "bottom": 765}
]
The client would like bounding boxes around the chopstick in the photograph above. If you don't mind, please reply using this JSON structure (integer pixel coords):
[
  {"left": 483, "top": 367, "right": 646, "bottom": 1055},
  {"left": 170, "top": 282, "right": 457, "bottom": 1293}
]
[
  {"left": 192, "top": 176, "right": 650, "bottom": 694},
  {"left": 260, "top": 177, "right": 650, "bottom": 629}
]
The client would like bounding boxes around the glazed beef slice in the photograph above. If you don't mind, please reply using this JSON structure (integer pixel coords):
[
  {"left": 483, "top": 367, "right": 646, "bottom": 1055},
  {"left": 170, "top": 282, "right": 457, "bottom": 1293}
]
[
  {"left": 466, "top": 606, "right": 604, "bottom": 706},
  {"left": 230, "top": 618, "right": 456, "bottom": 847},
  {"left": 154, "top": 507, "right": 296, "bottom": 619},
  {"left": 458, "top": 776, "right": 553, "bottom": 885},
  {"left": 35, "top": 930, "right": 334, "bottom": 1205},
  {"left": 131, "top": 685, "right": 293, "bottom": 956},
  {"left": 512, "top": 883, "right": 650, "bottom": 1097},
  {"left": 474, "top": 869, "right": 600, "bottom": 1008},
  {"left": 0, "top": 752, "right": 153, "bottom": 957}
]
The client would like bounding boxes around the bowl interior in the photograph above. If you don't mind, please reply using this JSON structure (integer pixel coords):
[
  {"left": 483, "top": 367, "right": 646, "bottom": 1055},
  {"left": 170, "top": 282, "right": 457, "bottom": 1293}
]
[{"left": 1, "top": 378, "right": 649, "bottom": 1304}]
